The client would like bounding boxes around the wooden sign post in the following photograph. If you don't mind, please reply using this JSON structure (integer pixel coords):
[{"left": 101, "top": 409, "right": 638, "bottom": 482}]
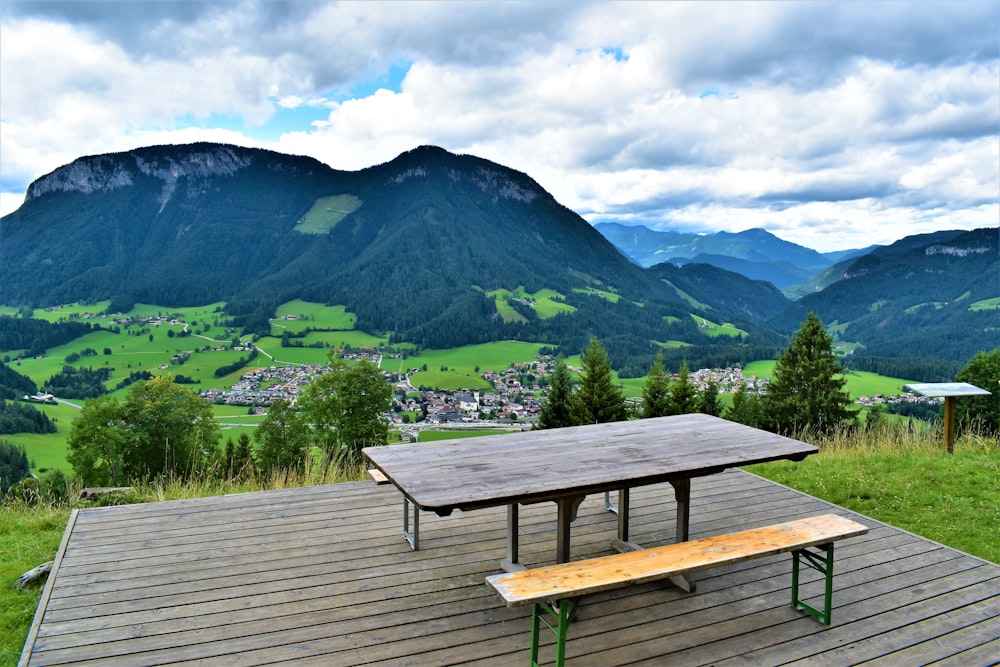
[{"left": 903, "top": 383, "right": 992, "bottom": 453}]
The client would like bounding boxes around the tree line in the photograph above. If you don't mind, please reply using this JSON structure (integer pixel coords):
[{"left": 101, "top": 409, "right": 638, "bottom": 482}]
[
  {"left": 538, "top": 313, "right": 857, "bottom": 439},
  {"left": 66, "top": 350, "right": 392, "bottom": 487}
]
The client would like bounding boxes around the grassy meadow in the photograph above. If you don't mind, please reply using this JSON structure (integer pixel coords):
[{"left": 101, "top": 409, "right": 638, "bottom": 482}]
[
  {"left": 2, "top": 299, "right": 931, "bottom": 478},
  {"left": 743, "top": 360, "right": 919, "bottom": 397}
]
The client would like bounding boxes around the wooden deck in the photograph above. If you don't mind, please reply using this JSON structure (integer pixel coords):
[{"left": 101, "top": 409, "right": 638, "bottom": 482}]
[{"left": 20, "top": 469, "right": 1000, "bottom": 666}]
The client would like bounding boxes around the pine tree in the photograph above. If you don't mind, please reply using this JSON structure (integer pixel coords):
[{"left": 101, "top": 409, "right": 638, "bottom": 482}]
[
  {"left": 762, "top": 312, "right": 856, "bottom": 436},
  {"left": 538, "top": 356, "right": 576, "bottom": 429},
  {"left": 234, "top": 432, "right": 253, "bottom": 479},
  {"left": 570, "top": 337, "right": 627, "bottom": 424},
  {"left": 699, "top": 378, "right": 723, "bottom": 417},
  {"left": 726, "top": 383, "right": 763, "bottom": 428},
  {"left": 641, "top": 352, "right": 671, "bottom": 419},
  {"left": 668, "top": 360, "right": 699, "bottom": 415}
]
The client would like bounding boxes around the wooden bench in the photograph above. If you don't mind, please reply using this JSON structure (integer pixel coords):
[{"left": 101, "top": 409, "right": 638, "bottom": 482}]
[
  {"left": 368, "top": 468, "right": 420, "bottom": 550},
  {"left": 486, "top": 514, "right": 867, "bottom": 667}
]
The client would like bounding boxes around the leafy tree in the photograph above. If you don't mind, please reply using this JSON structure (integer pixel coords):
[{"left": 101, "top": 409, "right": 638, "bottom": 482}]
[
  {"left": 668, "top": 361, "right": 699, "bottom": 415},
  {"left": 300, "top": 354, "right": 392, "bottom": 472},
  {"left": 254, "top": 399, "right": 310, "bottom": 474},
  {"left": 538, "top": 356, "right": 576, "bottom": 429},
  {"left": 67, "top": 375, "right": 220, "bottom": 485},
  {"left": 641, "top": 352, "right": 671, "bottom": 419},
  {"left": 954, "top": 348, "right": 1000, "bottom": 435},
  {"left": 699, "top": 378, "right": 723, "bottom": 417},
  {"left": 726, "top": 383, "right": 763, "bottom": 428},
  {"left": 762, "top": 312, "right": 856, "bottom": 436},
  {"left": 570, "top": 337, "right": 627, "bottom": 424}
]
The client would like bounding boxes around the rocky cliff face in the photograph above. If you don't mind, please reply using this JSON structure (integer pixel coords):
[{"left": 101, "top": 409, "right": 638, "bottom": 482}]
[{"left": 26, "top": 144, "right": 255, "bottom": 203}]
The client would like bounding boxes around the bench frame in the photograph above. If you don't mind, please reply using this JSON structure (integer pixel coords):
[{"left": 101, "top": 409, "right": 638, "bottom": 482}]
[
  {"left": 487, "top": 514, "right": 867, "bottom": 667},
  {"left": 369, "top": 468, "right": 420, "bottom": 550}
]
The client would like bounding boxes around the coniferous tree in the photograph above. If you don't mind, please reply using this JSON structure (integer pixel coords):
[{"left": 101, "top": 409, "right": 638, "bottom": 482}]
[
  {"left": 538, "top": 356, "right": 576, "bottom": 429},
  {"left": 234, "top": 432, "right": 253, "bottom": 478},
  {"left": 699, "top": 378, "right": 723, "bottom": 417},
  {"left": 641, "top": 352, "right": 671, "bottom": 419},
  {"left": 762, "top": 312, "right": 856, "bottom": 436},
  {"left": 668, "top": 360, "right": 699, "bottom": 415},
  {"left": 570, "top": 337, "right": 627, "bottom": 424},
  {"left": 726, "top": 383, "right": 763, "bottom": 427}
]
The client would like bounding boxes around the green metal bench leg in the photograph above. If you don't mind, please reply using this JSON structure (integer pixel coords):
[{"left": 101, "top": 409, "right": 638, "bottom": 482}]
[
  {"left": 792, "top": 542, "right": 835, "bottom": 624},
  {"left": 529, "top": 598, "right": 580, "bottom": 667}
]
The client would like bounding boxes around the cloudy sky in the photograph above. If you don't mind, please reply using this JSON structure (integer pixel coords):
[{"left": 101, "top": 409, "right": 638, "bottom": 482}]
[{"left": 1, "top": 1, "right": 997, "bottom": 251}]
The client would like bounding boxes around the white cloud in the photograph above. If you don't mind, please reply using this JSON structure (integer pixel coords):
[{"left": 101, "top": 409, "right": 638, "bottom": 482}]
[{"left": 1, "top": 1, "right": 997, "bottom": 251}]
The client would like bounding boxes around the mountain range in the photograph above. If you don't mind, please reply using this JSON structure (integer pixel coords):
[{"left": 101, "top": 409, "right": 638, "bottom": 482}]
[
  {"left": 1, "top": 143, "right": 996, "bottom": 376},
  {"left": 594, "top": 222, "right": 873, "bottom": 292}
]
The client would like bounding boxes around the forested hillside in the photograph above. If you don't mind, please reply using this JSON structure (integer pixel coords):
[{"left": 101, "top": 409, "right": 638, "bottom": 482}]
[
  {"left": 771, "top": 227, "right": 999, "bottom": 362},
  {"left": 2, "top": 143, "right": 995, "bottom": 374}
]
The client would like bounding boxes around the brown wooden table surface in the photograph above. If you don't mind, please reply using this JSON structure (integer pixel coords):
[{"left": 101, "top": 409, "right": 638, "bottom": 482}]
[{"left": 363, "top": 413, "right": 817, "bottom": 572}]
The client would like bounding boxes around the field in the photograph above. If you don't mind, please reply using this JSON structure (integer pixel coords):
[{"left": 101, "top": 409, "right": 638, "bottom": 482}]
[
  {"left": 292, "top": 195, "right": 362, "bottom": 234},
  {"left": 486, "top": 287, "right": 576, "bottom": 323},
  {"left": 271, "top": 300, "right": 360, "bottom": 333},
  {"left": 3, "top": 301, "right": 930, "bottom": 476},
  {"left": 969, "top": 296, "right": 1000, "bottom": 312},
  {"left": 399, "top": 341, "right": 548, "bottom": 390},
  {"left": 690, "top": 314, "right": 748, "bottom": 338},
  {"left": 743, "top": 360, "right": 918, "bottom": 398}
]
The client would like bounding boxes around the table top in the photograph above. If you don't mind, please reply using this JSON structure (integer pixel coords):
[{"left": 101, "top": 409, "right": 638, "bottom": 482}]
[
  {"left": 363, "top": 413, "right": 818, "bottom": 516},
  {"left": 904, "top": 382, "right": 992, "bottom": 398}
]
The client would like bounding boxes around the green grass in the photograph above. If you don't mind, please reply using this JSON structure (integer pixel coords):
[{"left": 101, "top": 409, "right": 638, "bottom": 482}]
[
  {"left": 0, "top": 505, "right": 68, "bottom": 665},
  {"left": 27, "top": 301, "right": 113, "bottom": 322},
  {"left": 690, "top": 314, "right": 747, "bottom": 338},
  {"left": 397, "top": 341, "right": 547, "bottom": 391},
  {"left": 970, "top": 296, "right": 1000, "bottom": 312},
  {"left": 747, "top": 426, "right": 999, "bottom": 565},
  {"left": 742, "top": 360, "right": 918, "bottom": 399},
  {"left": 272, "top": 301, "right": 359, "bottom": 332},
  {"left": 654, "top": 340, "right": 693, "bottom": 349},
  {"left": 486, "top": 287, "right": 575, "bottom": 322},
  {"left": 293, "top": 195, "right": 362, "bottom": 234}
]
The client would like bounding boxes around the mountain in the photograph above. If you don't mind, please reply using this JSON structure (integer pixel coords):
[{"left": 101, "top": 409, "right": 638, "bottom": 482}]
[
  {"left": 594, "top": 222, "right": 858, "bottom": 289},
  {"left": 3, "top": 143, "right": 994, "bottom": 374},
  {"left": 770, "top": 227, "right": 999, "bottom": 362},
  {"left": 1, "top": 143, "right": 786, "bottom": 373}
]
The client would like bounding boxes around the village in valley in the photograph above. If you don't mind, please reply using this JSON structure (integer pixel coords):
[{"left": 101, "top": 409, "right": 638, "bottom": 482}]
[{"left": 199, "top": 348, "right": 939, "bottom": 434}]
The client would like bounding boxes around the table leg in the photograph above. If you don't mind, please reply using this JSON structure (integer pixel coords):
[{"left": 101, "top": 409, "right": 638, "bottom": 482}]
[
  {"left": 612, "top": 489, "right": 644, "bottom": 555},
  {"left": 669, "top": 478, "right": 695, "bottom": 592},
  {"left": 501, "top": 503, "right": 524, "bottom": 573},
  {"left": 556, "top": 495, "right": 585, "bottom": 564}
]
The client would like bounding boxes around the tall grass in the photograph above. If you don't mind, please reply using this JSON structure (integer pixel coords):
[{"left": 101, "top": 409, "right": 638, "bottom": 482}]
[{"left": 748, "top": 420, "right": 999, "bottom": 565}]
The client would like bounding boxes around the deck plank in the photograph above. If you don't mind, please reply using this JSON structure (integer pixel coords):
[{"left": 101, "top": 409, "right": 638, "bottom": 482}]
[{"left": 20, "top": 468, "right": 1000, "bottom": 667}]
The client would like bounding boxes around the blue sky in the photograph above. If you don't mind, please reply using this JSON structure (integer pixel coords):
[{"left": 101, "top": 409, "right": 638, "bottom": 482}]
[{"left": 1, "top": 1, "right": 997, "bottom": 251}]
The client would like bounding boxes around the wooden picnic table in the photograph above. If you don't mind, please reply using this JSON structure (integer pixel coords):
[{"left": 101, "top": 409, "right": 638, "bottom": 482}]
[{"left": 363, "top": 413, "right": 817, "bottom": 578}]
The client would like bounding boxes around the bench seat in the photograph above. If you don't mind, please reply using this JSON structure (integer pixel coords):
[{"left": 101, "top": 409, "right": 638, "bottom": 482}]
[{"left": 487, "top": 514, "right": 867, "bottom": 666}]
